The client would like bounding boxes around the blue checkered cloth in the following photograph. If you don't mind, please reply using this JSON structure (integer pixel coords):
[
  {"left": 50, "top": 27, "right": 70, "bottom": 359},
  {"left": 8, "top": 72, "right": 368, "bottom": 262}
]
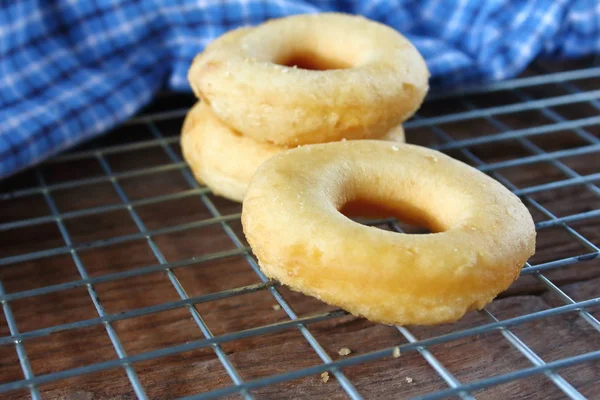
[{"left": 1, "top": 0, "right": 599, "bottom": 180}]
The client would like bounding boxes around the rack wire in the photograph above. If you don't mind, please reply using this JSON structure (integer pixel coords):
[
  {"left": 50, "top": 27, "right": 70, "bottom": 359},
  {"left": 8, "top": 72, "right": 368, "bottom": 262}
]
[{"left": 1, "top": 60, "right": 599, "bottom": 399}]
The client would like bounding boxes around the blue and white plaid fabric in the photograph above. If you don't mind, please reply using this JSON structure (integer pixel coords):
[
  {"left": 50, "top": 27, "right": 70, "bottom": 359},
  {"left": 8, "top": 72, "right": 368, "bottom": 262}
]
[{"left": 1, "top": 0, "right": 599, "bottom": 180}]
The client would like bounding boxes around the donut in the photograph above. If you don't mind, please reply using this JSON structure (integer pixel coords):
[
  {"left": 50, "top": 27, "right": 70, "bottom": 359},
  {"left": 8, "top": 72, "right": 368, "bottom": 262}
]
[
  {"left": 183, "top": 101, "right": 405, "bottom": 143},
  {"left": 181, "top": 102, "right": 405, "bottom": 202},
  {"left": 181, "top": 101, "right": 204, "bottom": 136},
  {"left": 188, "top": 13, "right": 428, "bottom": 145},
  {"left": 241, "top": 141, "right": 536, "bottom": 325},
  {"left": 181, "top": 102, "right": 282, "bottom": 202}
]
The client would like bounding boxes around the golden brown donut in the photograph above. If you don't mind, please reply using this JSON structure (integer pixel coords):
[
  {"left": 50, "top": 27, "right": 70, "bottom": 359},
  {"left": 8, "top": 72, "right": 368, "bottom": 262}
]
[
  {"left": 241, "top": 141, "right": 536, "bottom": 325},
  {"left": 181, "top": 102, "right": 405, "bottom": 202},
  {"left": 188, "top": 13, "right": 428, "bottom": 145},
  {"left": 181, "top": 101, "right": 204, "bottom": 136}
]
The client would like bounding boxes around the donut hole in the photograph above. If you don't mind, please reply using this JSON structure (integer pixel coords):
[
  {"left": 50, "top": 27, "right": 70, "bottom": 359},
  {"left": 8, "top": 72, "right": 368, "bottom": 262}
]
[
  {"left": 276, "top": 49, "right": 354, "bottom": 71},
  {"left": 340, "top": 198, "right": 433, "bottom": 234}
]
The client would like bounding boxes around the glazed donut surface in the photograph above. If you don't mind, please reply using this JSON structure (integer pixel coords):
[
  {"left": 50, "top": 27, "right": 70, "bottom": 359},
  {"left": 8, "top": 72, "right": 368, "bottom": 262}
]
[
  {"left": 188, "top": 13, "right": 428, "bottom": 145},
  {"left": 181, "top": 102, "right": 405, "bottom": 202},
  {"left": 242, "top": 141, "right": 536, "bottom": 325}
]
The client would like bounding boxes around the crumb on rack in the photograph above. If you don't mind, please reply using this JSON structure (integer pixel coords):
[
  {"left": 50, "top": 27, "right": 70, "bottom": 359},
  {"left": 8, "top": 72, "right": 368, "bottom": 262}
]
[
  {"left": 272, "top": 304, "right": 281, "bottom": 311},
  {"left": 338, "top": 347, "right": 351, "bottom": 356},
  {"left": 393, "top": 347, "right": 401, "bottom": 358},
  {"left": 405, "top": 377, "right": 413, "bottom": 384},
  {"left": 321, "top": 372, "right": 330, "bottom": 383}
]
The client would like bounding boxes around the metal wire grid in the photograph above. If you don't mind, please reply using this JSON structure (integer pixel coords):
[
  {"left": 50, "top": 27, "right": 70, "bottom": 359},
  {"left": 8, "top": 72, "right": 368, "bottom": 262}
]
[{"left": 0, "top": 63, "right": 599, "bottom": 399}]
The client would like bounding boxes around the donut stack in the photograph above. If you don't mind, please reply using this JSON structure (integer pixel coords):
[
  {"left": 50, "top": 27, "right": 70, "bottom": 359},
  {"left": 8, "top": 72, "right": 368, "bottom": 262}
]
[
  {"left": 182, "top": 13, "right": 537, "bottom": 327},
  {"left": 182, "top": 13, "right": 429, "bottom": 202}
]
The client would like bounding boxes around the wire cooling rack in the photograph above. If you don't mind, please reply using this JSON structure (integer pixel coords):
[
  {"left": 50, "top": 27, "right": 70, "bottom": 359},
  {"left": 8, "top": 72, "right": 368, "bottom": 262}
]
[{"left": 1, "top": 59, "right": 599, "bottom": 400}]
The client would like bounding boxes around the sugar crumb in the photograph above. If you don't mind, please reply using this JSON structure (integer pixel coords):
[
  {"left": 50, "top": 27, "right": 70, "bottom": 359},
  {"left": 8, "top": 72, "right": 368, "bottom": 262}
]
[
  {"left": 338, "top": 348, "right": 351, "bottom": 356},
  {"left": 321, "top": 372, "right": 330, "bottom": 383},
  {"left": 391, "top": 145, "right": 399, "bottom": 151},
  {"left": 393, "top": 347, "right": 401, "bottom": 358},
  {"left": 272, "top": 304, "right": 281, "bottom": 311},
  {"left": 405, "top": 377, "right": 413, "bottom": 384}
]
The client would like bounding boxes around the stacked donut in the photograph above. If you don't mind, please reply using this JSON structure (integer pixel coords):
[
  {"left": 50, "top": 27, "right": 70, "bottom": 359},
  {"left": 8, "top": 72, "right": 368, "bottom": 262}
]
[
  {"left": 182, "top": 13, "right": 429, "bottom": 202},
  {"left": 183, "top": 13, "right": 536, "bottom": 326}
]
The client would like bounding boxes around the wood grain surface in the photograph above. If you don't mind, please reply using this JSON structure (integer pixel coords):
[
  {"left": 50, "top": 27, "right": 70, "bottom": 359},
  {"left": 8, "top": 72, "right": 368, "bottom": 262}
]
[{"left": 1, "top": 62, "right": 599, "bottom": 400}]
